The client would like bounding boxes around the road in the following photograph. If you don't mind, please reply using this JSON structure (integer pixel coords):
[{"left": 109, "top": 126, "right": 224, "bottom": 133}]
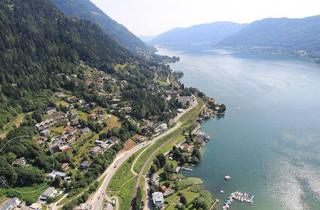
[
  {"left": 132, "top": 99, "right": 198, "bottom": 210},
  {"left": 86, "top": 141, "right": 149, "bottom": 210},
  {"left": 61, "top": 97, "right": 198, "bottom": 210}
]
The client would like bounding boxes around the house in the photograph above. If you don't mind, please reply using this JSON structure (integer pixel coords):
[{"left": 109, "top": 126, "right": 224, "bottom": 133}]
[
  {"left": 88, "top": 114, "right": 96, "bottom": 120},
  {"left": 61, "top": 163, "right": 70, "bottom": 171},
  {"left": 59, "top": 145, "right": 71, "bottom": 152},
  {"left": 178, "top": 96, "right": 194, "bottom": 108},
  {"left": 181, "top": 144, "right": 194, "bottom": 153},
  {"left": 44, "top": 107, "right": 56, "bottom": 115},
  {"left": 80, "top": 127, "right": 91, "bottom": 134},
  {"left": 152, "top": 192, "right": 164, "bottom": 209},
  {"left": 48, "top": 171, "right": 66, "bottom": 180},
  {"left": 154, "top": 123, "right": 168, "bottom": 133},
  {"left": 132, "top": 134, "right": 147, "bottom": 143},
  {"left": 29, "top": 203, "right": 42, "bottom": 210},
  {"left": 12, "top": 157, "right": 27, "bottom": 166},
  {"left": 1, "top": 197, "right": 21, "bottom": 210},
  {"left": 40, "top": 129, "right": 50, "bottom": 136},
  {"left": 66, "top": 96, "right": 78, "bottom": 103},
  {"left": 163, "top": 188, "right": 175, "bottom": 197},
  {"left": 80, "top": 161, "right": 91, "bottom": 170},
  {"left": 39, "top": 187, "right": 58, "bottom": 201},
  {"left": 107, "top": 136, "right": 119, "bottom": 144},
  {"left": 90, "top": 146, "right": 103, "bottom": 156},
  {"left": 151, "top": 173, "right": 159, "bottom": 187}
]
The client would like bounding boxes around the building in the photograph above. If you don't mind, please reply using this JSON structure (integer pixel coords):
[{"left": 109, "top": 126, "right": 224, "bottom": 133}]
[
  {"left": 39, "top": 187, "right": 58, "bottom": 201},
  {"left": 44, "top": 107, "right": 56, "bottom": 115},
  {"left": 29, "top": 203, "right": 42, "bottom": 210},
  {"left": 151, "top": 173, "right": 159, "bottom": 187},
  {"left": 80, "top": 127, "right": 91, "bottom": 134},
  {"left": 40, "top": 129, "right": 50, "bottom": 136},
  {"left": 154, "top": 123, "right": 168, "bottom": 133},
  {"left": 48, "top": 171, "right": 66, "bottom": 180},
  {"left": 107, "top": 136, "right": 119, "bottom": 144},
  {"left": 61, "top": 163, "right": 70, "bottom": 171},
  {"left": 1, "top": 197, "right": 21, "bottom": 210},
  {"left": 80, "top": 161, "right": 91, "bottom": 170},
  {"left": 152, "top": 192, "right": 164, "bottom": 209},
  {"left": 90, "top": 146, "right": 103, "bottom": 156},
  {"left": 12, "top": 157, "right": 27, "bottom": 166}
]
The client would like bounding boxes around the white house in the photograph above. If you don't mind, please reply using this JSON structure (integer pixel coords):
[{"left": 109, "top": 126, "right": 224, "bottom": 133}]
[{"left": 152, "top": 192, "right": 164, "bottom": 209}]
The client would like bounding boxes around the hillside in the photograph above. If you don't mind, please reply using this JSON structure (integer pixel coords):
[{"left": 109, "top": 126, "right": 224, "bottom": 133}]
[
  {"left": 151, "top": 22, "right": 246, "bottom": 51},
  {"left": 219, "top": 16, "right": 320, "bottom": 59},
  {"left": 50, "top": 0, "right": 152, "bottom": 54},
  {"left": 0, "top": 0, "right": 201, "bottom": 206}
]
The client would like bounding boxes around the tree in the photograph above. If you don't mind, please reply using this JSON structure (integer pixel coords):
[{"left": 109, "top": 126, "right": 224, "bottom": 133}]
[
  {"left": 132, "top": 187, "right": 142, "bottom": 210},
  {"left": 156, "top": 153, "right": 166, "bottom": 168},
  {"left": 192, "top": 197, "right": 208, "bottom": 209},
  {"left": 150, "top": 164, "right": 157, "bottom": 174},
  {"left": 192, "top": 148, "right": 201, "bottom": 160},
  {"left": 180, "top": 195, "right": 187, "bottom": 205}
]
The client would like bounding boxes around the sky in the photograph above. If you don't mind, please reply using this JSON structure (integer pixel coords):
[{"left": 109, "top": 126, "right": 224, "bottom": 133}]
[{"left": 90, "top": 0, "right": 320, "bottom": 37}]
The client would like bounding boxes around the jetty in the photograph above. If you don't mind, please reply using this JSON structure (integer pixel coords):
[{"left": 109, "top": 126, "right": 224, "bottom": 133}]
[
  {"left": 222, "top": 191, "right": 254, "bottom": 210},
  {"left": 181, "top": 167, "right": 193, "bottom": 171}
]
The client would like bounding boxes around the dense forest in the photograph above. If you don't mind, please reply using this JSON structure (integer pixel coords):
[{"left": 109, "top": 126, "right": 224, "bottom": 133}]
[
  {"left": 0, "top": 0, "right": 141, "bottom": 129},
  {"left": 50, "top": 0, "right": 152, "bottom": 54}
]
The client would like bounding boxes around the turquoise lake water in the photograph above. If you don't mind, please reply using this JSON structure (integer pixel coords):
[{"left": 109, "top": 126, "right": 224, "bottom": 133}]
[{"left": 160, "top": 48, "right": 320, "bottom": 210}]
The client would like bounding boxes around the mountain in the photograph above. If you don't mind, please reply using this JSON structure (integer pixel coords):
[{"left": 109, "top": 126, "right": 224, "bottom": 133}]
[
  {"left": 219, "top": 16, "right": 320, "bottom": 59},
  {"left": 50, "top": 0, "right": 152, "bottom": 54},
  {"left": 151, "top": 22, "right": 246, "bottom": 51},
  {"left": 0, "top": 0, "right": 139, "bottom": 127}
]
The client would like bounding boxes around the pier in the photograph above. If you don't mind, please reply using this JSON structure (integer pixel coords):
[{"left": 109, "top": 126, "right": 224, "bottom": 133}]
[{"left": 222, "top": 191, "right": 254, "bottom": 209}]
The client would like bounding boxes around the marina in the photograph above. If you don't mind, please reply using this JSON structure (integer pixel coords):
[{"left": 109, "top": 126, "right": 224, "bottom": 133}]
[{"left": 222, "top": 191, "right": 254, "bottom": 210}]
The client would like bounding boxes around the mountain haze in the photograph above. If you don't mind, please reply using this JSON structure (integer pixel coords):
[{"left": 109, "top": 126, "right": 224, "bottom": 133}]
[
  {"left": 218, "top": 16, "right": 320, "bottom": 59},
  {"left": 151, "top": 22, "right": 246, "bottom": 51},
  {"left": 50, "top": 0, "right": 152, "bottom": 54}
]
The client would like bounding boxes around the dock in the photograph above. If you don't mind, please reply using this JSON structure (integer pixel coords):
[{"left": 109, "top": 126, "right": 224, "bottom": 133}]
[{"left": 222, "top": 191, "right": 254, "bottom": 209}]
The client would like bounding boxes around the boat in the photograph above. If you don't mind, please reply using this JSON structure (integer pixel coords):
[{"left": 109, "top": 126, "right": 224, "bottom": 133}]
[{"left": 224, "top": 175, "right": 231, "bottom": 181}]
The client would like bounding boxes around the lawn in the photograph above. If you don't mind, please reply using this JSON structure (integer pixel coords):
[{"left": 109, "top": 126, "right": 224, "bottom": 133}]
[
  {"left": 165, "top": 187, "right": 199, "bottom": 210},
  {"left": 108, "top": 157, "right": 136, "bottom": 191},
  {"left": 0, "top": 183, "right": 48, "bottom": 204},
  {"left": 55, "top": 100, "right": 69, "bottom": 108},
  {"left": 177, "top": 177, "right": 203, "bottom": 189},
  {"left": 74, "top": 110, "right": 88, "bottom": 121}
]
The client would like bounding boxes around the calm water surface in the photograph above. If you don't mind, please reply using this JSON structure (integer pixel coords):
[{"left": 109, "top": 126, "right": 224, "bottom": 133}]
[{"left": 160, "top": 48, "right": 320, "bottom": 210}]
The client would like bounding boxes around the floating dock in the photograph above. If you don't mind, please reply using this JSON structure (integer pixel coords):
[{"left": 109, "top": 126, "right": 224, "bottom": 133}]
[{"left": 222, "top": 191, "right": 254, "bottom": 209}]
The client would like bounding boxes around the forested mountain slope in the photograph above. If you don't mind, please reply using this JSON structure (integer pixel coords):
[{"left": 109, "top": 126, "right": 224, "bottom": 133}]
[
  {"left": 50, "top": 0, "right": 152, "bottom": 54},
  {"left": 218, "top": 16, "right": 320, "bottom": 60},
  {"left": 0, "top": 0, "right": 135, "bottom": 125},
  {"left": 151, "top": 22, "right": 246, "bottom": 51}
]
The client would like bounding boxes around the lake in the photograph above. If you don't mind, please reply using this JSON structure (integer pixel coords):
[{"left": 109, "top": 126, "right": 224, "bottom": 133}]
[{"left": 159, "top": 48, "right": 320, "bottom": 210}]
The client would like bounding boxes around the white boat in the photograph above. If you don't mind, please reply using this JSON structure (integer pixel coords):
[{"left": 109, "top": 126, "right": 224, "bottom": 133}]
[{"left": 224, "top": 175, "right": 231, "bottom": 181}]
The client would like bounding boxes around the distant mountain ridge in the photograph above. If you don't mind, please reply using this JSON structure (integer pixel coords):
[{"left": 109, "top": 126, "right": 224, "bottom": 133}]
[
  {"left": 50, "top": 0, "right": 152, "bottom": 54},
  {"left": 218, "top": 16, "right": 320, "bottom": 60},
  {"left": 151, "top": 22, "right": 246, "bottom": 51},
  {"left": 152, "top": 16, "right": 320, "bottom": 62}
]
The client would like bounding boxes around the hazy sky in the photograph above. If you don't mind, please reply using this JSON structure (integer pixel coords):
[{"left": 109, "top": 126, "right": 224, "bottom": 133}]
[{"left": 91, "top": 0, "right": 320, "bottom": 36}]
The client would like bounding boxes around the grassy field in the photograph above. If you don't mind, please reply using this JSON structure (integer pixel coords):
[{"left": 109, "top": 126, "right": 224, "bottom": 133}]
[
  {"left": 165, "top": 187, "right": 199, "bottom": 210},
  {"left": 177, "top": 177, "right": 203, "bottom": 189},
  {"left": 0, "top": 183, "right": 48, "bottom": 204},
  {"left": 108, "top": 157, "right": 136, "bottom": 191},
  {"left": 0, "top": 113, "right": 26, "bottom": 139},
  {"left": 107, "top": 147, "right": 146, "bottom": 209}
]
